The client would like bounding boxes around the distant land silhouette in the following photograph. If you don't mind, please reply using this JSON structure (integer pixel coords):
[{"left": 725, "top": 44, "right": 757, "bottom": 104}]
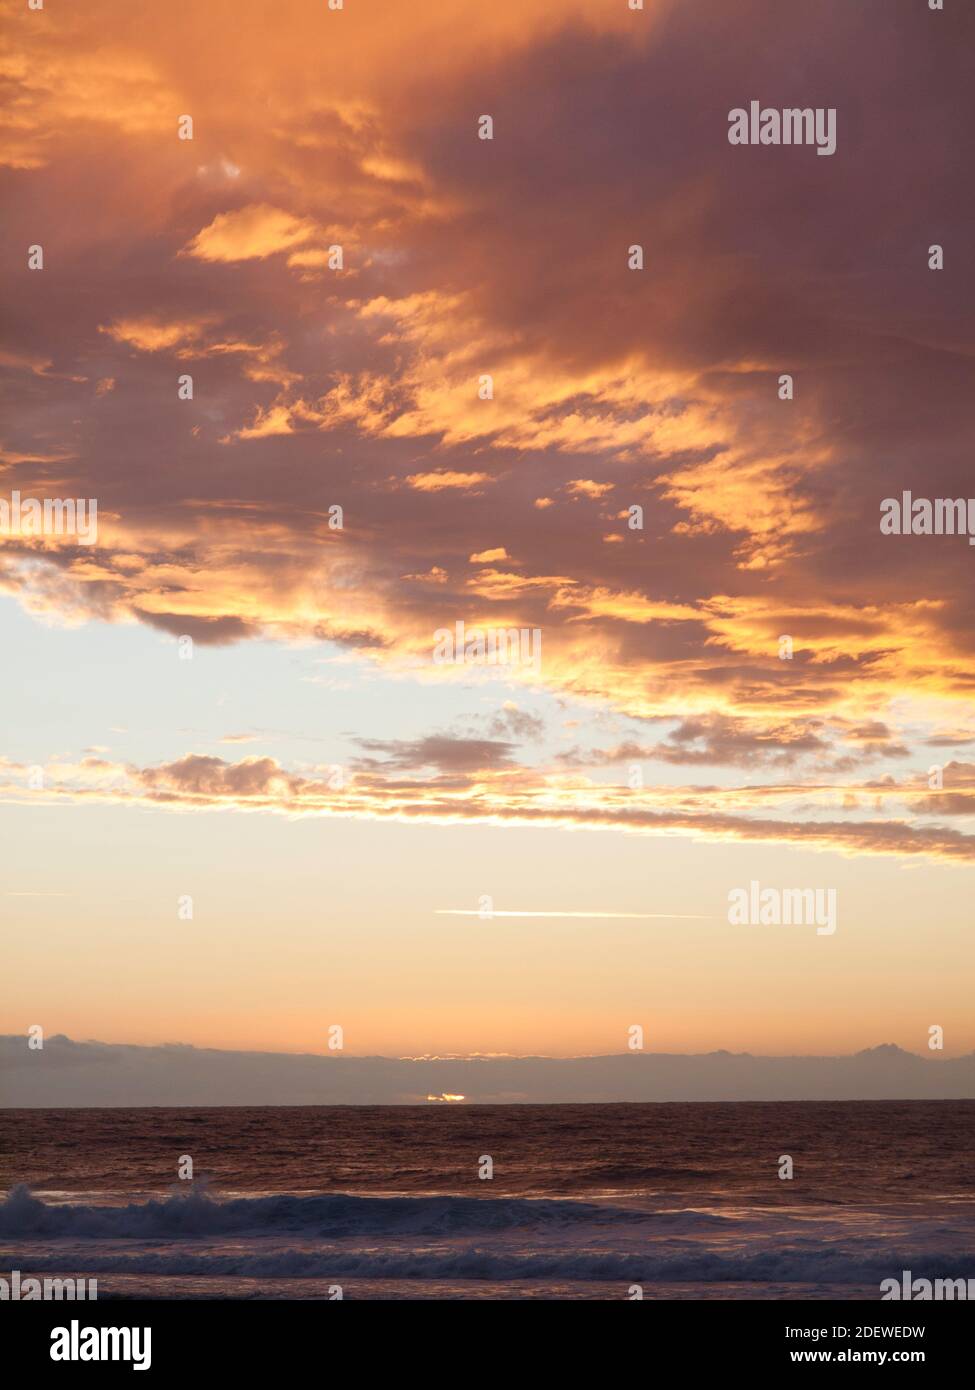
[{"left": 2, "top": 1036, "right": 972, "bottom": 1107}]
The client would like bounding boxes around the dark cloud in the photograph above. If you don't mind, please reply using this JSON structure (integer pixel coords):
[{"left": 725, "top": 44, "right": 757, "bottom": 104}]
[
  {"left": 134, "top": 611, "right": 258, "bottom": 645},
  {"left": 352, "top": 735, "right": 518, "bottom": 773},
  {"left": 486, "top": 706, "right": 546, "bottom": 742},
  {"left": 2, "top": 0, "right": 974, "bottom": 781}
]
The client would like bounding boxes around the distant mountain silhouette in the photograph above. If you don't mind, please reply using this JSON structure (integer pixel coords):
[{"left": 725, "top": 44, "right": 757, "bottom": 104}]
[{"left": 2, "top": 1035, "right": 972, "bottom": 1106}]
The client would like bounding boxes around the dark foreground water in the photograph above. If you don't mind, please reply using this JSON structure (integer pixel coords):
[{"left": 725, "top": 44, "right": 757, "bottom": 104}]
[{"left": 2, "top": 1102, "right": 973, "bottom": 1300}]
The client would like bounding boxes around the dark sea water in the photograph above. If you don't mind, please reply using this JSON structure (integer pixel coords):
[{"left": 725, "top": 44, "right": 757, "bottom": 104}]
[{"left": 2, "top": 1102, "right": 973, "bottom": 1300}]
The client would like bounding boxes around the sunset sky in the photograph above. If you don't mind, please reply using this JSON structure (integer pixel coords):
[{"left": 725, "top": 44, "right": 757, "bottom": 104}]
[{"left": 1, "top": 0, "right": 973, "bottom": 1060}]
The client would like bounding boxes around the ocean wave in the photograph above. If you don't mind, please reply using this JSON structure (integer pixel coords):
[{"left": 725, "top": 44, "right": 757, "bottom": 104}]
[
  {"left": 0, "top": 1185, "right": 733, "bottom": 1240},
  {"left": 7, "top": 1244, "right": 975, "bottom": 1285}
]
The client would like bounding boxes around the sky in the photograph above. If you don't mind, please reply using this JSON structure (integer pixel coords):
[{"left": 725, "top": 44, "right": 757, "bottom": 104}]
[{"left": 1, "top": 0, "right": 973, "bottom": 1064}]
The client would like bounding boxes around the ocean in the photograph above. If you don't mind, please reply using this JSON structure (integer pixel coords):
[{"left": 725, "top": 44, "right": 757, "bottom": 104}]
[{"left": 2, "top": 1101, "right": 973, "bottom": 1300}]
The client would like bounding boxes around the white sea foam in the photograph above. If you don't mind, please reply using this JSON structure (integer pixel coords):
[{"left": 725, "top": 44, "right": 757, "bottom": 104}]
[{"left": 3, "top": 1187, "right": 972, "bottom": 1288}]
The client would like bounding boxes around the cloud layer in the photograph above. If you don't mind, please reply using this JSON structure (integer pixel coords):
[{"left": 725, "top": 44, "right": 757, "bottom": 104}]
[{"left": 3, "top": 0, "right": 975, "bottom": 852}]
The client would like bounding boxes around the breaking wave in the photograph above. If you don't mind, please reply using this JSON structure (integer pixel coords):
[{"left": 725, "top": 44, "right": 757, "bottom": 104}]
[
  {"left": 0, "top": 1185, "right": 732, "bottom": 1240},
  {"left": 7, "top": 1244, "right": 975, "bottom": 1285}
]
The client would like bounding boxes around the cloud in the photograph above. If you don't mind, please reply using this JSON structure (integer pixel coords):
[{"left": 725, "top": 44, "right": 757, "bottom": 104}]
[
  {"left": 558, "top": 715, "right": 831, "bottom": 770},
  {"left": 469, "top": 548, "right": 509, "bottom": 564},
  {"left": 182, "top": 205, "right": 322, "bottom": 263},
  {"left": 352, "top": 735, "right": 519, "bottom": 774},
  {"left": 404, "top": 472, "right": 494, "bottom": 492},
  {"left": 99, "top": 316, "right": 213, "bottom": 353},
  {"left": 567, "top": 480, "right": 614, "bottom": 499},
  {"left": 3, "top": 0, "right": 975, "bottom": 843},
  {"left": 6, "top": 747, "right": 975, "bottom": 865},
  {"left": 133, "top": 612, "right": 258, "bottom": 646},
  {"left": 136, "top": 753, "right": 304, "bottom": 797},
  {"left": 487, "top": 704, "right": 545, "bottom": 742}
]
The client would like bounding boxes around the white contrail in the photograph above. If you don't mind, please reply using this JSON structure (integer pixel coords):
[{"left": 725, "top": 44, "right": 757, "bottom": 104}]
[
  {"left": 6, "top": 891, "right": 73, "bottom": 898},
  {"left": 435, "top": 909, "right": 714, "bottom": 919}
]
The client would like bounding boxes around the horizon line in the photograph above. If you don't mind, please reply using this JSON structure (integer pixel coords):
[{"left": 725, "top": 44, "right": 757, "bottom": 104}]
[{"left": 4, "top": 1034, "right": 972, "bottom": 1064}]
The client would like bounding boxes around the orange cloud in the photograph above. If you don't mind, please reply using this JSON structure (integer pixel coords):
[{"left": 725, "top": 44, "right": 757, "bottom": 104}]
[
  {"left": 5, "top": 751, "right": 975, "bottom": 866},
  {"left": 404, "top": 472, "right": 494, "bottom": 492},
  {"left": 567, "top": 480, "right": 615, "bottom": 499},
  {"left": 183, "top": 205, "right": 322, "bottom": 262}
]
